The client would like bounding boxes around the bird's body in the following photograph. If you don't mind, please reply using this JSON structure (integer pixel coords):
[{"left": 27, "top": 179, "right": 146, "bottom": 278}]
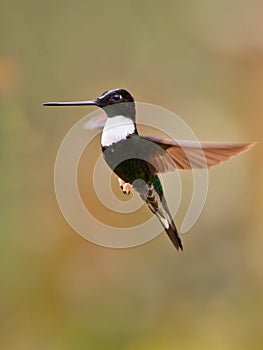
[
  {"left": 43, "top": 88, "right": 254, "bottom": 250},
  {"left": 100, "top": 113, "right": 183, "bottom": 250}
]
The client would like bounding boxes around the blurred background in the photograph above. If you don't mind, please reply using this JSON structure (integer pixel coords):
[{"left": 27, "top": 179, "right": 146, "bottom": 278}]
[{"left": 1, "top": 1, "right": 262, "bottom": 349}]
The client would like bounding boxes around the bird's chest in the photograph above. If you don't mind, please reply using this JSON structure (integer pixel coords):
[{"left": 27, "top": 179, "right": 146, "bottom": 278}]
[
  {"left": 102, "top": 140, "right": 152, "bottom": 184},
  {"left": 101, "top": 115, "right": 135, "bottom": 147}
]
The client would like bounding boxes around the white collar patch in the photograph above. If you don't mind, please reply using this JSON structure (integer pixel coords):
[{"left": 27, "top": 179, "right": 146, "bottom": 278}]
[{"left": 101, "top": 115, "right": 135, "bottom": 147}]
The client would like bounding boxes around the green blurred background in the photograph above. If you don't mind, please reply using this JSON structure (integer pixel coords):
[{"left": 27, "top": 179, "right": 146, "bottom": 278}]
[{"left": 1, "top": 1, "right": 262, "bottom": 349}]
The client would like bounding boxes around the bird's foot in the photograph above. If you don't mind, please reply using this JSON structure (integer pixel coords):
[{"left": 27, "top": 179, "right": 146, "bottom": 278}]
[{"left": 118, "top": 178, "right": 131, "bottom": 194}]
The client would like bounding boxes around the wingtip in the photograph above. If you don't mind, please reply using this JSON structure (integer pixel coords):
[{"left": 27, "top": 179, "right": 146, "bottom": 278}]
[
  {"left": 240, "top": 142, "right": 257, "bottom": 152},
  {"left": 246, "top": 142, "right": 257, "bottom": 149}
]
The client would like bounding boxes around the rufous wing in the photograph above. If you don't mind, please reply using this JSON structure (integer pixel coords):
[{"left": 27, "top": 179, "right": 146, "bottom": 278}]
[{"left": 141, "top": 136, "right": 255, "bottom": 172}]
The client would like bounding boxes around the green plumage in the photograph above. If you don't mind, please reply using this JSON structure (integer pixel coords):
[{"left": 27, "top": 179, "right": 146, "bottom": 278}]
[
  {"left": 102, "top": 137, "right": 163, "bottom": 197},
  {"left": 114, "top": 158, "right": 164, "bottom": 197}
]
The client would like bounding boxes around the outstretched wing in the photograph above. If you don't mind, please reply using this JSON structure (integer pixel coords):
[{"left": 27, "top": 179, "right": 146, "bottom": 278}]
[
  {"left": 141, "top": 136, "right": 255, "bottom": 173},
  {"left": 83, "top": 115, "right": 254, "bottom": 172}
]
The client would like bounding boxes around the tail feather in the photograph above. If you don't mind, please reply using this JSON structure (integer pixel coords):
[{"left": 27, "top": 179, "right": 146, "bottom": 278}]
[
  {"left": 137, "top": 182, "right": 183, "bottom": 250},
  {"left": 164, "top": 218, "right": 183, "bottom": 251}
]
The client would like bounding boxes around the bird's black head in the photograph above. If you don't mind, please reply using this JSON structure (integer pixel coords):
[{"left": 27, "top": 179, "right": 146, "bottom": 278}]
[
  {"left": 95, "top": 88, "right": 136, "bottom": 120},
  {"left": 96, "top": 88, "right": 134, "bottom": 106},
  {"left": 43, "top": 88, "right": 136, "bottom": 121}
]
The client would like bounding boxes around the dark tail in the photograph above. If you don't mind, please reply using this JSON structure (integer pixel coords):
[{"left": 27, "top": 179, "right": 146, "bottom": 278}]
[
  {"left": 164, "top": 216, "right": 183, "bottom": 251},
  {"left": 141, "top": 183, "right": 183, "bottom": 250}
]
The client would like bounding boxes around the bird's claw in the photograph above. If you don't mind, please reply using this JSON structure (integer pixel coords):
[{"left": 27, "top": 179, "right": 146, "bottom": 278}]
[{"left": 118, "top": 178, "right": 131, "bottom": 194}]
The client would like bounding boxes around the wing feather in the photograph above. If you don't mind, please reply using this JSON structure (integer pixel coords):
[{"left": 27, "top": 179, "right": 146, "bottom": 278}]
[{"left": 141, "top": 136, "right": 255, "bottom": 173}]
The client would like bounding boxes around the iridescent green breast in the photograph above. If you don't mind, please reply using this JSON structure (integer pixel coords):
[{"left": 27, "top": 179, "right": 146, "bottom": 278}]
[{"left": 102, "top": 140, "right": 163, "bottom": 197}]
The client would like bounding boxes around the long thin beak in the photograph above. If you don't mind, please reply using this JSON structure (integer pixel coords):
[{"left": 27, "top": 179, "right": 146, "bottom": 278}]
[{"left": 42, "top": 100, "right": 97, "bottom": 107}]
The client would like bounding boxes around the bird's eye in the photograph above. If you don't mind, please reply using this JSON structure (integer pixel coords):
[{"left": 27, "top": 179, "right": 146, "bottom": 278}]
[{"left": 112, "top": 94, "right": 122, "bottom": 102}]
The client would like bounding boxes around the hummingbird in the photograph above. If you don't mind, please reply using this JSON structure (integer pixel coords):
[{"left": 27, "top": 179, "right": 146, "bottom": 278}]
[{"left": 43, "top": 88, "right": 254, "bottom": 250}]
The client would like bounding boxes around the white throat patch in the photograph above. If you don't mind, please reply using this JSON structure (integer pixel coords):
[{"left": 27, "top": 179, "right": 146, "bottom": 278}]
[{"left": 101, "top": 115, "right": 135, "bottom": 147}]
